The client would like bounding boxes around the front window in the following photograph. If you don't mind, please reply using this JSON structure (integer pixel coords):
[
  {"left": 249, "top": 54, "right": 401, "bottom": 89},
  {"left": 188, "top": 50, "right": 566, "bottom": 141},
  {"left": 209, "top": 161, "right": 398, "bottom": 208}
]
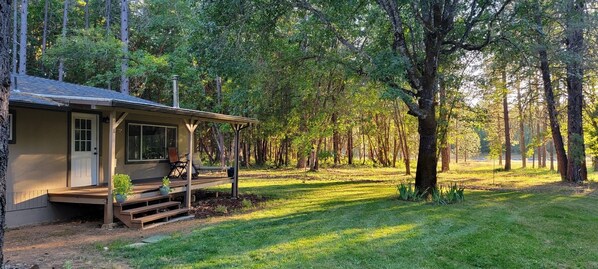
[{"left": 127, "top": 123, "right": 177, "bottom": 162}]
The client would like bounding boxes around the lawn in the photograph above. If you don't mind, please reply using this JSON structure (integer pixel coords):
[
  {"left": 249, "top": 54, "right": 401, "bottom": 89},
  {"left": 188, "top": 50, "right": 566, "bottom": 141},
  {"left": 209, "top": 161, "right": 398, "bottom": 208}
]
[{"left": 112, "top": 162, "right": 598, "bottom": 268}]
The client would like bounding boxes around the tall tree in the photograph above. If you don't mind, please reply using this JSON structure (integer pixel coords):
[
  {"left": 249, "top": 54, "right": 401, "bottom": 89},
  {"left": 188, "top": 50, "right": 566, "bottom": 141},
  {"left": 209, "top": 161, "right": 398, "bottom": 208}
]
[
  {"left": 120, "top": 0, "right": 129, "bottom": 94},
  {"left": 58, "top": 0, "right": 68, "bottom": 81},
  {"left": 502, "top": 71, "right": 511, "bottom": 170},
  {"left": 18, "top": 0, "right": 26, "bottom": 74},
  {"left": 1, "top": 0, "right": 13, "bottom": 263},
  {"left": 533, "top": 1, "right": 568, "bottom": 180},
  {"left": 564, "top": 0, "right": 587, "bottom": 182},
  {"left": 516, "top": 83, "right": 526, "bottom": 168}
]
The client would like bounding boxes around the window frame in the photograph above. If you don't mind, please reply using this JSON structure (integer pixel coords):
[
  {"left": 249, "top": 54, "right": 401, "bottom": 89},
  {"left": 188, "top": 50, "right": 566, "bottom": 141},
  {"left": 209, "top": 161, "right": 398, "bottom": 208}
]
[
  {"left": 125, "top": 121, "right": 178, "bottom": 164},
  {"left": 8, "top": 110, "right": 15, "bottom": 144}
]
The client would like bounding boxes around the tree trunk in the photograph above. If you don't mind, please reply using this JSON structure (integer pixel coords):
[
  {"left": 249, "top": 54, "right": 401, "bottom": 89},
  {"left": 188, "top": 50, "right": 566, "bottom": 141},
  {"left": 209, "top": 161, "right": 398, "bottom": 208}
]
[
  {"left": 550, "top": 141, "right": 554, "bottom": 171},
  {"left": 455, "top": 119, "right": 459, "bottom": 164},
  {"left": 517, "top": 85, "right": 526, "bottom": 168},
  {"left": 58, "top": 0, "right": 69, "bottom": 81},
  {"left": 120, "top": 0, "right": 129, "bottom": 94},
  {"left": 40, "top": 0, "right": 48, "bottom": 72},
  {"left": 593, "top": 156, "right": 598, "bottom": 172},
  {"left": 332, "top": 112, "right": 340, "bottom": 166},
  {"left": 536, "top": 5, "right": 568, "bottom": 180},
  {"left": 347, "top": 128, "right": 353, "bottom": 165},
  {"left": 565, "top": 0, "right": 587, "bottom": 182},
  {"left": 502, "top": 71, "right": 511, "bottom": 171},
  {"left": 105, "top": 0, "right": 111, "bottom": 33},
  {"left": 439, "top": 77, "right": 450, "bottom": 172},
  {"left": 18, "top": 0, "right": 27, "bottom": 74},
  {"left": 1, "top": 0, "right": 13, "bottom": 263},
  {"left": 84, "top": 0, "right": 89, "bottom": 29},
  {"left": 11, "top": 0, "right": 17, "bottom": 82}
]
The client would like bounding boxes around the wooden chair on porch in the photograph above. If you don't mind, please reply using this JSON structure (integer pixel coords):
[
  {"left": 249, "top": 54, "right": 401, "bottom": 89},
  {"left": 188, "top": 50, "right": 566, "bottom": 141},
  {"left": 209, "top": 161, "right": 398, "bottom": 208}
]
[{"left": 168, "top": 147, "right": 188, "bottom": 178}]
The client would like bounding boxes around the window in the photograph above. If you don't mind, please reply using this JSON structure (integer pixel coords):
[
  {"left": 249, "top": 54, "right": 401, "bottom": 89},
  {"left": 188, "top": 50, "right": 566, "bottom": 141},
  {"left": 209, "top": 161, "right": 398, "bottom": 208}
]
[
  {"left": 8, "top": 111, "right": 15, "bottom": 144},
  {"left": 127, "top": 123, "right": 177, "bottom": 162}
]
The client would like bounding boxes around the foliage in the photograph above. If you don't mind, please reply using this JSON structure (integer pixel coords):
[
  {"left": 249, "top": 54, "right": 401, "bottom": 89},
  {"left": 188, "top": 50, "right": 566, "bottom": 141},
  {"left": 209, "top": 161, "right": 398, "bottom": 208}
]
[
  {"left": 214, "top": 205, "right": 228, "bottom": 214},
  {"left": 113, "top": 174, "right": 133, "bottom": 198},
  {"left": 161, "top": 176, "right": 170, "bottom": 188},
  {"left": 241, "top": 199, "right": 253, "bottom": 208},
  {"left": 397, "top": 183, "right": 426, "bottom": 202},
  {"left": 431, "top": 183, "right": 466, "bottom": 205}
]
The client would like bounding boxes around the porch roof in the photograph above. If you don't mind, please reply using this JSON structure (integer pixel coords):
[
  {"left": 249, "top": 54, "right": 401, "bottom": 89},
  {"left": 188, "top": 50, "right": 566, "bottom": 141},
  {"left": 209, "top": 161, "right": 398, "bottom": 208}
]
[{"left": 9, "top": 75, "right": 258, "bottom": 124}]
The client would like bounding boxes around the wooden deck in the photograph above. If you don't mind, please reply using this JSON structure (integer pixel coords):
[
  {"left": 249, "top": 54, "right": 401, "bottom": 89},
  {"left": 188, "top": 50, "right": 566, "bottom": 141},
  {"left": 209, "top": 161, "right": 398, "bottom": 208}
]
[{"left": 48, "top": 176, "right": 232, "bottom": 205}]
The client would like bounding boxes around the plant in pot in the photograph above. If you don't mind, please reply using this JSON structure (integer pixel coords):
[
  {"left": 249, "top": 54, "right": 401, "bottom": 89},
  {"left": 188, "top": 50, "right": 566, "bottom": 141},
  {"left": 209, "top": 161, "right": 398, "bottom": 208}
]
[
  {"left": 113, "top": 174, "right": 133, "bottom": 203},
  {"left": 160, "top": 176, "right": 171, "bottom": 195}
]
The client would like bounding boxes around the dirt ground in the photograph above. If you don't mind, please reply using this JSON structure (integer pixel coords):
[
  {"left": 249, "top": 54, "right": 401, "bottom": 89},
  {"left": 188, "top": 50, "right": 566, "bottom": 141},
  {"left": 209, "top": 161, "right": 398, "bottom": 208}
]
[{"left": 4, "top": 192, "right": 266, "bottom": 269}]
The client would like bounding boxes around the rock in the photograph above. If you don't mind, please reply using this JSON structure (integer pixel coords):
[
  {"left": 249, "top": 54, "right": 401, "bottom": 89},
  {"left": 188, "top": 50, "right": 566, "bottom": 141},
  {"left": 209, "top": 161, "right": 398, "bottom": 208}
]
[
  {"left": 141, "top": 235, "right": 171, "bottom": 244},
  {"left": 126, "top": 242, "right": 147, "bottom": 248}
]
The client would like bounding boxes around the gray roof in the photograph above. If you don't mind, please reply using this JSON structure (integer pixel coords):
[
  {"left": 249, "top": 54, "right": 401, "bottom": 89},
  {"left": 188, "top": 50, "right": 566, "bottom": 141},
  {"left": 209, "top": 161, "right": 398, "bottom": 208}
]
[{"left": 9, "top": 75, "right": 258, "bottom": 124}]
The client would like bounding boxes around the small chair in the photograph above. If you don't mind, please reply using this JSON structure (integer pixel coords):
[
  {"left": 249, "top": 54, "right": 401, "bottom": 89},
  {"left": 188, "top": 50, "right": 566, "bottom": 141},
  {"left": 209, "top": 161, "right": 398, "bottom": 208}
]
[{"left": 168, "top": 147, "right": 188, "bottom": 178}]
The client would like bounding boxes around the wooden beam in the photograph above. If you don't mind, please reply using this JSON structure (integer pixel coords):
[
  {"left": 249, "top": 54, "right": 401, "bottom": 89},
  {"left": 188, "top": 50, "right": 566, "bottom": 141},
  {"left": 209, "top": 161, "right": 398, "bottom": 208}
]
[
  {"left": 103, "top": 110, "right": 117, "bottom": 227},
  {"left": 115, "top": 112, "right": 128, "bottom": 127},
  {"left": 230, "top": 123, "right": 249, "bottom": 198},
  {"left": 185, "top": 119, "right": 199, "bottom": 208}
]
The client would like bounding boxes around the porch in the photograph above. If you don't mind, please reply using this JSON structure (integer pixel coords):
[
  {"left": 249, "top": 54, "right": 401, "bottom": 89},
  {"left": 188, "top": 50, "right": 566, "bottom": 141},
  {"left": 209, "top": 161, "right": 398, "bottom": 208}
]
[
  {"left": 48, "top": 175, "right": 233, "bottom": 228},
  {"left": 48, "top": 175, "right": 232, "bottom": 205}
]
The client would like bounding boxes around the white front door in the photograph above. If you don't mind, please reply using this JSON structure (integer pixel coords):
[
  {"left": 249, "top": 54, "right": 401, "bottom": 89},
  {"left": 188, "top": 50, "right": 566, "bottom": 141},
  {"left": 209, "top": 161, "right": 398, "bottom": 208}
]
[{"left": 70, "top": 113, "right": 99, "bottom": 187}]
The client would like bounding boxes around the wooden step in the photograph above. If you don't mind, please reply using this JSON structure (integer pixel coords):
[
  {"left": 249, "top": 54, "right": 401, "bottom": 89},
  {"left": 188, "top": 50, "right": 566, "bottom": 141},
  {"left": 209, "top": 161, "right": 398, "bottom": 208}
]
[
  {"left": 120, "top": 201, "right": 180, "bottom": 216},
  {"left": 132, "top": 208, "right": 189, "bottom": 225},
  {"left": 116, "top": 195, "right": 170, "bottom": 206}
]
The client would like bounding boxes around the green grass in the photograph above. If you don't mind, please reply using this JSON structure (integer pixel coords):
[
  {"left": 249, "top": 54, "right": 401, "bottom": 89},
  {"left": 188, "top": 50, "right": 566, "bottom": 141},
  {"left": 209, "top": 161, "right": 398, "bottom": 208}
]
[{"left": 112, "top": 162, "right": 598, "bottom": 268}]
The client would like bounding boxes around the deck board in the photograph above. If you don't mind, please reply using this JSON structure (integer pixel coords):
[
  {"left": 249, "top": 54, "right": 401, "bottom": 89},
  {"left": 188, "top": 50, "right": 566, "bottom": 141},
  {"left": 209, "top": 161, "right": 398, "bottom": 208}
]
[{"left": 48, "top": 176, "right": 232, "bottom": 204}]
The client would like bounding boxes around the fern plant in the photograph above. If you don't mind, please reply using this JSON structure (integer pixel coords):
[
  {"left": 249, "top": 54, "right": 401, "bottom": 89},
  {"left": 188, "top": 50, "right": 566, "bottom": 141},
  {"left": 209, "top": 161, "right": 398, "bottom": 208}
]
[{"left": 397, "top": 183, "right": 426, "bottom": 201}]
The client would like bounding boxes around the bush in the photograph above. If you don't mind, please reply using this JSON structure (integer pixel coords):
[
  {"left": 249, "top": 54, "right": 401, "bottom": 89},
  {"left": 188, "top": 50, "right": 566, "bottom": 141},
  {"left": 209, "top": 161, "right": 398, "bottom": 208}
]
[
  {"left": 113, "top": 174, "right": 133, "bottom": 198},
  {"left": 241, "top": 199, "right": 253, "bottom": 208},
  {"left": 397, "top": 183, "right": 426, "bottom": 201},
  {"left": 431, "top": 183, "right": 465, "bottom": 205},
  {"left": 215, "top": 205, "right": 228, "bottom": 214}
]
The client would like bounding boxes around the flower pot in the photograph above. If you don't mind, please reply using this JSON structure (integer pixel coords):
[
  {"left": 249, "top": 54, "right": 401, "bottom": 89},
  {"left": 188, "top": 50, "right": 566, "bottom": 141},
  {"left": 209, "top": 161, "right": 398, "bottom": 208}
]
[
  {"left": 160, "top": 186, "right": 170, "bottom": 196},
  {"left": 115, "top": 194, "right": 127, "bottom": 203}
]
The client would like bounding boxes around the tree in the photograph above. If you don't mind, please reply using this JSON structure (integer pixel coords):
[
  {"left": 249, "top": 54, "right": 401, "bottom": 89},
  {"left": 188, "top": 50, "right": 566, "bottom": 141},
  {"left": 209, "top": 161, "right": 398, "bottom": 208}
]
[
  {"left": 18, "top": 0, "right": 26, "bottom": 74},
  {"left": 120, "top": 0, "right": 129, "bottom": 94},
  {"left": 564, "top": 0, "right": 587, "bottom": 182},
  {"left": 1, "top": 0, "right": 13, "bottom": 263},
  {"left": 58, "top": 0, "right": 68, "bottom": 81},
  {"left": 531, "top": 0, "right": 568, "bottom": 179}
]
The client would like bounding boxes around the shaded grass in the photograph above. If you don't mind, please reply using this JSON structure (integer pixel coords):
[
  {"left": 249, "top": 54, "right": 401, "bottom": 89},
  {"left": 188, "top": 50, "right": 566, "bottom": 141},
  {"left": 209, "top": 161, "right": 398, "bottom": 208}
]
[{"left": 112, "top": 162, "right": 598, "bottom": 268}]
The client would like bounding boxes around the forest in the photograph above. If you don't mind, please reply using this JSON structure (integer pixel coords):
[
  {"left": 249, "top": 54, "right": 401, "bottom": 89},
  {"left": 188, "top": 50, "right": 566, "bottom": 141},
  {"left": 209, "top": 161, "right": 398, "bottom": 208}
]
[
  {"left": 3, "top": 0, "right": 598, "bottom": 267},
  {"left": 6, "top": 0, "right": 598, "bottom": 189}
]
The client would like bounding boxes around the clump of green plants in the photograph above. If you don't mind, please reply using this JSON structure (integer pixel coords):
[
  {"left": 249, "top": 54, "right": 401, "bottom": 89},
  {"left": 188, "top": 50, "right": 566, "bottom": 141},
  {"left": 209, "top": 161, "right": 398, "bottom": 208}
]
[
  {"left": 397, "top": 183, "right": 426, "bottom": 201},
  {"left": 431, "top": 183, "right": 465, "bottom": 205},
  {"left": 241, "top": 199, "right": 253, "bottom": 208},
  {"left": 113, "top": 174, "right": 133, "bottom": 202},
  {"left": 215, "top": 205, "right": 228, "bottom": 214}
]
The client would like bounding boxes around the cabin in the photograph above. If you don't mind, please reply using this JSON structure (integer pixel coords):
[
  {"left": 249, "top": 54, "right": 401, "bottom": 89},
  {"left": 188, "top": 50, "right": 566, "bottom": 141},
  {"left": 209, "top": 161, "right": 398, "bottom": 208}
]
[{"left": 6, "top": 74, "right": 257, "bottom": 229}]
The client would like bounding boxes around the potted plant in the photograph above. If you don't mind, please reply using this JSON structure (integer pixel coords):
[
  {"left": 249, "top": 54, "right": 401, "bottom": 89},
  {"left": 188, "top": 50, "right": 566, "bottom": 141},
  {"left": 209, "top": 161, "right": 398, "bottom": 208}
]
[
  {"left": 113, "top": 174, "right": 133, "bottom": 203},
  {"left": 160, "top": 176, "right": 171, "bottom": 195}
]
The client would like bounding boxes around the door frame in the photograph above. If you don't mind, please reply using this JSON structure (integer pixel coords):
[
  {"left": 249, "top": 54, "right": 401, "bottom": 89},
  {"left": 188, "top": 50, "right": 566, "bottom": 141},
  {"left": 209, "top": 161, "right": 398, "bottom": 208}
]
[{"left": 68, "top": 111, "right": 101, "bottom": 187}]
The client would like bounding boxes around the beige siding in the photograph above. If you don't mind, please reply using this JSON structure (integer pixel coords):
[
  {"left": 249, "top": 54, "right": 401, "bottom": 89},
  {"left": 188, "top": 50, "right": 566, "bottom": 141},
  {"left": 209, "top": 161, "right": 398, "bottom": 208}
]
[{"left": 6, "top": 108, "right": 78, "bottom": 227}]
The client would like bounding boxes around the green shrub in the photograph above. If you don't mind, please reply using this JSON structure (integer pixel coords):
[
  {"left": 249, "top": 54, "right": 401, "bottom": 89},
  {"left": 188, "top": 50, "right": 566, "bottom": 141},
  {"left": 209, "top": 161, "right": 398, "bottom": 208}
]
[
  {"left": 215, "top": 205, "right": 228, "bottom": 214},
  {"left": 241, "top": 199, "right": 253, "bottom": 208},
  {"left": 431, "top": 183, "right": 465, "bottom": 205},
  {"left": 161, "top": 176, "right": 170, "bottom": 187},
  {"left": 397, "top": 183, "right": 426, "bottom": 201},
  {"left": 113, "top": 174, "right": 133, "bottom": 198}
]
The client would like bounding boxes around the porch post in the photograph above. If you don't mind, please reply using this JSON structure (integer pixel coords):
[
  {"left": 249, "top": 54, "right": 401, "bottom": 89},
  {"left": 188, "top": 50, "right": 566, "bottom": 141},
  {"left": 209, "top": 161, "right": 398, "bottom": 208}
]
[
  {"left": 184, "top": 119, "right": 199, "bottom": 208},
  {"left": 231, "top": 123, "right": 248, "bottom": 198},
  {"left": 103, "top": 111, "right": 127, "bottom": 228}
]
